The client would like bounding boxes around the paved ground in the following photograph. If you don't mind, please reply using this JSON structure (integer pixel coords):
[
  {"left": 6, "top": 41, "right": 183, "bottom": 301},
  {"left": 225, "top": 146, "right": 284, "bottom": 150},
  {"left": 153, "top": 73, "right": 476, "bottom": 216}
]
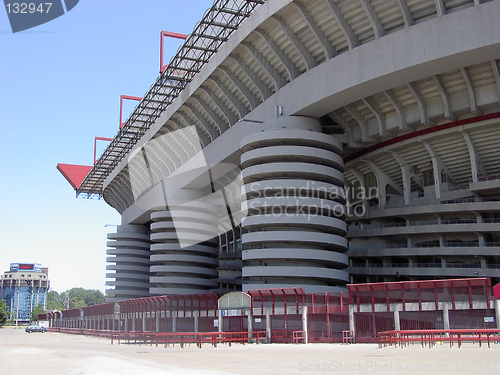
[{"left": 1, "top": 327, "right": 499, "bottom": 375}]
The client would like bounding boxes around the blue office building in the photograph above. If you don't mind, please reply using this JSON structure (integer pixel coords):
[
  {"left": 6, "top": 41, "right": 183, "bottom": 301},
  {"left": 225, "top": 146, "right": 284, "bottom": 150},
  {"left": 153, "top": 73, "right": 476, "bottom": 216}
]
[{"left": 0, "top": 263, "right": 50, "bottom": 323}]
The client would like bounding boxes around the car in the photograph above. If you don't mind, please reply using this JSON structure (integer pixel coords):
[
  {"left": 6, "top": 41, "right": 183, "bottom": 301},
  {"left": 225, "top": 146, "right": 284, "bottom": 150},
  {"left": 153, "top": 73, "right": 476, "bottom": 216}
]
[{"left": 25, "top": 325, "right": 47, "bottom": 333}]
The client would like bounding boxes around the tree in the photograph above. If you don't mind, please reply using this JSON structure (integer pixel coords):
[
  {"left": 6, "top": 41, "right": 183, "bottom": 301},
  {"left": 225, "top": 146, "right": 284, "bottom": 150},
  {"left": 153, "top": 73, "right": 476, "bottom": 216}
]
[
  {"left": 0, "top": 300, "right": 8, "bottom": 326},
  {"left": 63, "top": 288, "right": 105, "bottom": 309},
  {"left": 30, "top": 304, "right": 45, "bottom": 322},
  {"left": 46, "top": 291, "right": 64, "bottom": 311}
]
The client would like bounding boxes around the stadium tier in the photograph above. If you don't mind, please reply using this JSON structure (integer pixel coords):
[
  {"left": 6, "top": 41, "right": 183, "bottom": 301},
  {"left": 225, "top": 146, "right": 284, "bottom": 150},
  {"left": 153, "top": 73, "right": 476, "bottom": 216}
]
[{"left": 58, "top": 0, "right": 500, "bottom": 302}]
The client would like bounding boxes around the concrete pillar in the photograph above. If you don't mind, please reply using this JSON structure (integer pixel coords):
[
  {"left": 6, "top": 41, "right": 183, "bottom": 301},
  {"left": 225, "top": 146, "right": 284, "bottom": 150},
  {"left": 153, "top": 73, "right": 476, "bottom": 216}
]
[
  {"left": 394, "top": 309, "right": 401, "bottom": 331},
  {"left": 132, "top": 317, "right": 136, "bottom": 332},
  {"left": 156, "top": 316, "right": 160, "bottom": 332},
  {"left": 302, "top": 306, "right": 308, "bottom": 344},
  {"left": 495, "top": 299, "right": 500, "bottom": 329},
  {"left": 247, "top": 312, "right": 253, "bottom": 339},
  {"left": 443, "top": 303, "right": 450, "bottom": 330},
  {"left": 349, "top": 305, "right": 355, "bottom": 340},
  {"left": 124, "top": 317, "right": 128, "bottom": 332},
  {"left": 142, "top": 316, "right": 146, "bottom": 332},
  {"left": 194, "top": 316, "right": 199, "bottom": 333},
  {"left": 217, "top": 313, "right": 223, "bottom": 333},
  {"left": 172, "top": 316, "right": 177, "bottom": 333},
  {"left": 266, "top": 310, "right": 271, "bottom": 343}
]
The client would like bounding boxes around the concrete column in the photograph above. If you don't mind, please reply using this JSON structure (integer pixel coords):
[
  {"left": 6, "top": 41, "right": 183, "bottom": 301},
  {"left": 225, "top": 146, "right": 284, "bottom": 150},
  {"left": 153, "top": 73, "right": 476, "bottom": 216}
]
[
  {"left": 247, "top": 312, "right": 253, "bottom": 339},
  {"left": 394, "top": 309, "right": 401, "bottom": 331},
  {"left": 172, "top": 316, "right": 177, "bottom": 333},
  {"left": 495, "top": 299, "right": 500, "bottom": 329},
  {"left": 124, "top": 317, "right": 128, "bottom": 332},
  {"left": 443, "top": 303, "right": 450, "bottom": 330},
  {"left": 156, "top": 316, "right": 160, "bottom": 332},
  {"left": 266, "top": 310, "right": 271, "bottom": 343},
  {"left": 194, "top": 316, "right": 199, "bottom": 333},
  {"left": 478, "top": 234, "right": 485, "bottom": 247},
  {"left": 217, "top": 313, "right": 223, "bottom": 333},
  {"left": 132, "top": 317, "right": 136, "bottom": 332},
  {"left": 349, "top": 305, "right": 355, "bottom": 340},
  {"left": 142, "top": 316, "right": 146, "bottom": 332},
  {"left": 302, "top": 306, "right": 308, "bottom": 344}
]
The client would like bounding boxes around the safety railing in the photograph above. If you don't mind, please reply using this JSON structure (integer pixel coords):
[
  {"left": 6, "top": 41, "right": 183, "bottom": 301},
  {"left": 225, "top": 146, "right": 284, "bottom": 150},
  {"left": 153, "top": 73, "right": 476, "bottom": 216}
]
[
  {"left": 358, "top": 196, "right": 500, "bottom": 214},
  {"left": 378, "top": 329, "right": 500, "bottom": 349},
  {"left": 349, "top": 242, "right": 500, "bottom": 250},
  {"left": 48, "top": 327, "right": 267, "bottom": 348},
  {"left": 349, "top": 262, "right": 483, "bottom": 269},
  {"left": 349, "top": 218, "right": 500, "bottom": 232},
  {"left": 292, "top": 330, "right": 306, "bottom": 344}
]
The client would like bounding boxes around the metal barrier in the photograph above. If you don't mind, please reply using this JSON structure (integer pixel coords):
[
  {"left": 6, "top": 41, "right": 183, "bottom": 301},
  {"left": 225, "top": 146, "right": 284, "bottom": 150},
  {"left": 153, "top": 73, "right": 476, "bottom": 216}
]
[
  {"left": 342, "top": 330, "right": 354, "bottom": 344},
  {"left": 378, "top": 329, "right": 500, "bottom": 349},
  {"left": 292, "top": 330, "right": 305, "bottom": 344},
  {"left": 48, "top": 327, "right": 266, "bottom": 348}
]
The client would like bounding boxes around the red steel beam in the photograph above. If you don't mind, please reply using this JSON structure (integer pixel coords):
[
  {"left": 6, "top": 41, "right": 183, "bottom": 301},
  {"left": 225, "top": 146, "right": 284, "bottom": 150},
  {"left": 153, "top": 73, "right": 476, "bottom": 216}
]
[
  {"left": 344, "top": 112, "right": 500, "bottom": 163},
  {"left": 119, "top": 95, "right": 142, "bottom": 129},
  {"left": 94, "top": 137, "right": 113, "bottom": 164},
  {"left": 160, "top": 31, "right": 188, "bottom": 73}
]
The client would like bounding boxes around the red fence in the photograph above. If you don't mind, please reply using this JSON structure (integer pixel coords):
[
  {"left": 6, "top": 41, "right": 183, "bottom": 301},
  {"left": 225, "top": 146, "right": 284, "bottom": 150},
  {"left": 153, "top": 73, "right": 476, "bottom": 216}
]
[{"left": 378, "top": 329, "right": 500, "bottom": 348}]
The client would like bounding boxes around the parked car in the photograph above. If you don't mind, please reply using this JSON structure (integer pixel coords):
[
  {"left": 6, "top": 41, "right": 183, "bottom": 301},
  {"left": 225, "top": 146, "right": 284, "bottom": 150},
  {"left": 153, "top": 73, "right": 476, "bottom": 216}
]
[{"left": 25, "top": 325, "right": 46, "bottom": 333}]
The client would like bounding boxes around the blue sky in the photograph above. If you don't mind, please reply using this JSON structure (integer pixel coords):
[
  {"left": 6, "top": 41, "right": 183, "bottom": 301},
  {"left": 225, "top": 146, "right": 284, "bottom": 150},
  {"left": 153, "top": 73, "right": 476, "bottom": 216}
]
[{"left": 0, "top": 0, "right": 212, "bottom": 293}]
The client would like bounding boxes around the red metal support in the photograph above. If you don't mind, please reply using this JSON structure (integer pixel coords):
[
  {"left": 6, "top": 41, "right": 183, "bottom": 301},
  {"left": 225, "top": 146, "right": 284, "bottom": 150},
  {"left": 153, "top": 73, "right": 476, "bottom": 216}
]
[
  {"left": 312, "top": 292, "right": 315, "bottom": 314},
  {"left": 270, "top": 290, "right": 275, "bottom": 315},
  {"left": 188, "top": 295, "right": 194, "bottom": 317},
  {"left": 356, "top": 287, "right": 360, "bottom": 311},
  {"left": 160, "top": 31, "right": 188, "bottom": 73},
  {"left": 385, "top": 284, "right": 390, "bottom": 312},
  {"left": 418, "top": 285, "right": 422, "bottom": 311},
  {"left": 258, "top": 290, "right": 263, "bottom": 316},
  {"left": 212, "top": 293, "right": 217, "bottom": 317},
  {"left": 468, "top": 279, "right": 473, "bottom": 310},
  {"left": 370, "top": 285, "right": 375, "bottom": 313},
  {"left": 434, "top": 281, "right": 439, "bottom": 310},
  {"left": 119, "top": 95, "right": 142, "bottom": 129},
  {"left": 451, "top": 284, "right": 456, "bottom": 310},
  {"left": 401, "top": 284, "right": 406, "bottom": 312},
  {"left": 294, "top": 288, "right": 299, "bottom": 314},
  {"left": 486, "top": 280, "right": 492, "bottom": 309}
]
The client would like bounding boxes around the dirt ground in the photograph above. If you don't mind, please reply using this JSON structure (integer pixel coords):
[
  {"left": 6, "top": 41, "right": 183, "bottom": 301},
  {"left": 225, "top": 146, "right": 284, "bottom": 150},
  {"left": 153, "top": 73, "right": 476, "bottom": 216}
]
[{"left": 1, "top": 327, "right": 499, "bottom": 375}]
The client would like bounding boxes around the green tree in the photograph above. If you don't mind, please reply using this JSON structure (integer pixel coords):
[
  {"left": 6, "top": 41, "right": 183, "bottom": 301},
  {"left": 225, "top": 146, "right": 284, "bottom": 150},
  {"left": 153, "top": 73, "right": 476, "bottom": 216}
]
[
  {"left": 63, "top": 288, "right": 105, "bottom": 309},
  {"left": 46, "top": 291, "right": 64, "bottom": 311},
  {"left": 30, "top": 304, "right": 45, "bottom": 322},
  {"left": 0, "top": 299, "right": 8, "bottom": 326}
]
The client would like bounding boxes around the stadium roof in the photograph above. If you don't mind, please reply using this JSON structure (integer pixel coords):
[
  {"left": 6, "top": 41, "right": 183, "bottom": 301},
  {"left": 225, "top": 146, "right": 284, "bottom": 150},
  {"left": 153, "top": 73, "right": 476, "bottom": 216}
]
[{"left": 75, "top": 0, "right": 265, "bottom": 198}]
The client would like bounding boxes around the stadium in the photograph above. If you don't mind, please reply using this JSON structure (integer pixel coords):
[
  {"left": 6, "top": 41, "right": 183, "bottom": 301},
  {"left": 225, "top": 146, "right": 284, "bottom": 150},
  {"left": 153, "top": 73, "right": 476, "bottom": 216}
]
[{"left": 56, "top": 0, "right": 500, "bottom": 341}]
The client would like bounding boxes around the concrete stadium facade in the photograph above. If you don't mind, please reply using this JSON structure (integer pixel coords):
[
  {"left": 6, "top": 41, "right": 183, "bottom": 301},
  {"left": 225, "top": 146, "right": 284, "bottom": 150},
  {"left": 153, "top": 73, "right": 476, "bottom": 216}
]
[{"left": 92, "top": 0, "right": 500, "bottom": 302}]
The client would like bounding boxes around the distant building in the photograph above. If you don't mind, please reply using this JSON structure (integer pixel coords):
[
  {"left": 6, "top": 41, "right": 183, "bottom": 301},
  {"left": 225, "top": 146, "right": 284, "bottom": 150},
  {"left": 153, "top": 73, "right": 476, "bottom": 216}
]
[{"left": 0, "top": 263, "right": 50, "bottom": 323}]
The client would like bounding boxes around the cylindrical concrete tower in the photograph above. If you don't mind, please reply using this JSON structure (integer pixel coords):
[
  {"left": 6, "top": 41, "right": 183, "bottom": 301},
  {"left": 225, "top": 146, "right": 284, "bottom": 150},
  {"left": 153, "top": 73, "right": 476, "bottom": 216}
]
[
  {"left": 240, "top": 116, "right": 349, "bottom": 293},
  {"left": 106, "top": 224, "right": 151, "bottom": 301},
  {"left": 149, "top": 190, "right": 219, "bottom": 295}
]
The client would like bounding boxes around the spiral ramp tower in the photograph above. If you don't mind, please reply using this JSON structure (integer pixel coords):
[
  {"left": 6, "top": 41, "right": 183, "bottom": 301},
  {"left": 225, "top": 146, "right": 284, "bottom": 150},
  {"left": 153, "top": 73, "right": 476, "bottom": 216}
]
[
  {"left": 240, "top": 117, "right": 348, "bottom": 293},
  {"left": 149, "top": 195, "right": 220, "bottom": 295},
  {"left": 106, "top": 225, "right": 151, "bottom": 302}
]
